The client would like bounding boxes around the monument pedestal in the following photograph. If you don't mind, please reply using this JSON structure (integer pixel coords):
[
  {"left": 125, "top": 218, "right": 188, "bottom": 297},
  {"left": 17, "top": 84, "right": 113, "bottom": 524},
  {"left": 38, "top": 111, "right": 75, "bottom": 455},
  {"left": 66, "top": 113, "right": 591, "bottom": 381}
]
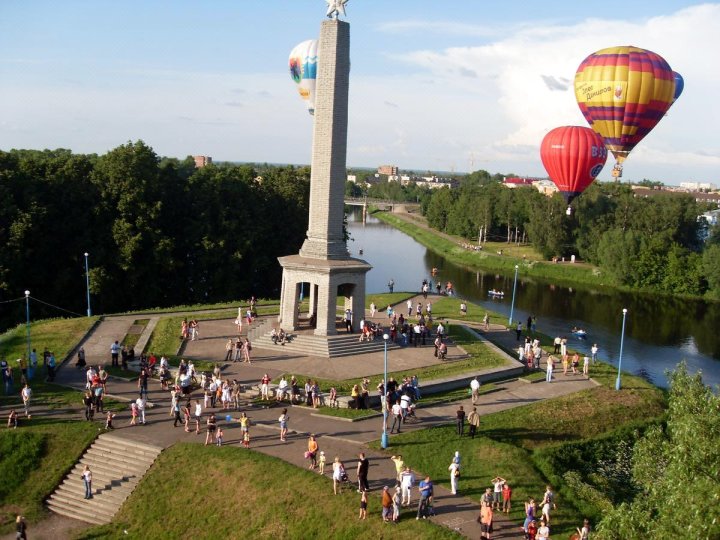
[{"left": 278, "top": 255, "right": 370, "bottom": 336}]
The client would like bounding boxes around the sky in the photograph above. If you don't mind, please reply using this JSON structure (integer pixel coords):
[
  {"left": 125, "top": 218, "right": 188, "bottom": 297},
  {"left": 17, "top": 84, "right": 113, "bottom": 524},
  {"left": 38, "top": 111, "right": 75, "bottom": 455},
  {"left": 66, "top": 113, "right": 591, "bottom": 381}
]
[{"left": 1, "top": 1, "right": 718, "bottom": 185}]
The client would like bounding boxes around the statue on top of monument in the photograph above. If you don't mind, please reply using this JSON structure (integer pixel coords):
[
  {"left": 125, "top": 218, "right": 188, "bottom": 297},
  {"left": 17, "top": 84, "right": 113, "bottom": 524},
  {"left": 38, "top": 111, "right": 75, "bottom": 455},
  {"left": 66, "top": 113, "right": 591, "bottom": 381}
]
[{"left": 325, "top": 0, "right": 348, "bottom": 19}]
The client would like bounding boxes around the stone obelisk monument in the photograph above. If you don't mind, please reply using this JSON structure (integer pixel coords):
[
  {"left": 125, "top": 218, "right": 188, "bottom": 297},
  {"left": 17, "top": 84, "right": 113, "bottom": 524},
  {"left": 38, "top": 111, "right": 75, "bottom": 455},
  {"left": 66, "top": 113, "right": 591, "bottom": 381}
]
[{"left": 278, "top": 14, "right": 371, "bottom": 337}]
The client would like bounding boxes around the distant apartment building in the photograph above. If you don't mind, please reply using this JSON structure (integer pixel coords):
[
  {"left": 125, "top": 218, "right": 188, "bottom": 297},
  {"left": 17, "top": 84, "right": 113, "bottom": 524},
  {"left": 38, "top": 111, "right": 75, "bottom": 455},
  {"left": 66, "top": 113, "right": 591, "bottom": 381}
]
[
  {"left": 347, "top": 174, "right": 357, "bottom": 183},
  {"left": 193, "top": 155, "right": 212, "bottom": 168},
  {"left": 503, "top": 177, "right": 535, "bottom": 188},
  {"left": 680, "top": 181, "right": 717, "bottom": 191},
  {"left": 378, "top": 165, "right": 398, "bottom": 176}
]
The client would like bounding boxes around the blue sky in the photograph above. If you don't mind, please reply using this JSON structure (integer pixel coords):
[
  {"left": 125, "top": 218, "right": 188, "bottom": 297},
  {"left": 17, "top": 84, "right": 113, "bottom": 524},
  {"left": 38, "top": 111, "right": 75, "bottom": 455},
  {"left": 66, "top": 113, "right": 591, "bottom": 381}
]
[{"left": 1, "top": 1, "right": 718, "bottom": 184}]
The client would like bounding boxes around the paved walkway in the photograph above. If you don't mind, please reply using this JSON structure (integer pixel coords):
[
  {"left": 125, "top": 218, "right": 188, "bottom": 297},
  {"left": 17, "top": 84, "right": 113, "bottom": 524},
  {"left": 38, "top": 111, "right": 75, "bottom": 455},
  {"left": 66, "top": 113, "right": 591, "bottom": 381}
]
[{"left": 21, "top": 295, "right": 597, "bottom": 539}]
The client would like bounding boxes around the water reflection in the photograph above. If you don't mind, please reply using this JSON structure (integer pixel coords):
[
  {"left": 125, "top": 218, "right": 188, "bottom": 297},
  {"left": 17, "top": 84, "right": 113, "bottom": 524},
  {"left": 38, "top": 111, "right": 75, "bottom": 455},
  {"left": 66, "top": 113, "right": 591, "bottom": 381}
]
[{"left": 347, "top": 208, "right": 720, "bottom": 389}]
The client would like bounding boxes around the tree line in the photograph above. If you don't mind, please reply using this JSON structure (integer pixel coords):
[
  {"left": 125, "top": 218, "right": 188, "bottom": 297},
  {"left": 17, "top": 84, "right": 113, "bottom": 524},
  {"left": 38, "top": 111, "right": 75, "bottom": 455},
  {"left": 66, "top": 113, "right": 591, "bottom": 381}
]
[
  {"left": 422, "top": 174, "right": 720, "bottom": 298},
  {"left": 0, "top": 142, "right": 310, "bottom": 331}
]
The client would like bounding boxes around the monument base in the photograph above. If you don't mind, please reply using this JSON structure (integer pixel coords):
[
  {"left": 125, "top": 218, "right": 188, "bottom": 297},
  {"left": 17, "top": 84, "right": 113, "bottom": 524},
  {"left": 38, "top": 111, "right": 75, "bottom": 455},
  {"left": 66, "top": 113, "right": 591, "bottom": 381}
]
[{"left": 278, "top": 254, "right": 371, "bottom": 336}]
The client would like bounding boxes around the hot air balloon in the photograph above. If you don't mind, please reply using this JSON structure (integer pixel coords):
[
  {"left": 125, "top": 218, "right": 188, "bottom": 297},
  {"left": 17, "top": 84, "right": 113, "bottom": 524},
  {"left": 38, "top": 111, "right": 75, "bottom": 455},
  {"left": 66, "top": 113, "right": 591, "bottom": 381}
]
[
  {"left": 574, "top": 46, "right": 676, "bottom": 178},
  {"left": 540, "top": 126, "right": 608, "bottom": 213},
  {"left": 289, "top": 39, "right": 318, "bottom": 115},
  {"left": 672, "top": 71, "right": 684, "bottom": 104}
]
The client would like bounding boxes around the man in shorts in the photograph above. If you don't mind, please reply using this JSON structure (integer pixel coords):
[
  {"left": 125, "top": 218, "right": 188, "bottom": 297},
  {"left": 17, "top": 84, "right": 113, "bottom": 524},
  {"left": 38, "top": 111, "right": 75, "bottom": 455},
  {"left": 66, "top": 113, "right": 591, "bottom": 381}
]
[{"left": 491, "top": 476, "right": 506, "bottom": 510}]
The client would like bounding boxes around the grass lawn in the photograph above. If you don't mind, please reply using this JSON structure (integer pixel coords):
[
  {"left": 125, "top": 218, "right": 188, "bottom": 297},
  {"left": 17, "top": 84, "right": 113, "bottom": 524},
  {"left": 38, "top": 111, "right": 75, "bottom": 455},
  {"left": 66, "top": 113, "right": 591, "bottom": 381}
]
[
  {"left": 76, "top": 443, "right": 461, "bottom": 540},
  {"left": 0, "top": 316, "right": 99, "bottom": 362},
  {"left": 367, "top": 292, "right": 415, "bottom": 309},
  {"left": 0, "top": 421, "right": 98, "bottom": 533}
]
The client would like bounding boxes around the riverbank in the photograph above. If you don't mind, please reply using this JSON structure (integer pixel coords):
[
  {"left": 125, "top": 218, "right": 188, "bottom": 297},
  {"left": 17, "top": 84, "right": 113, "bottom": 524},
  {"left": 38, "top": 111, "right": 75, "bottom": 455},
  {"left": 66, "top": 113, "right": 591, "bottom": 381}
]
[{"left": 372, "top": 210, "right": 614, "bottom": 289}]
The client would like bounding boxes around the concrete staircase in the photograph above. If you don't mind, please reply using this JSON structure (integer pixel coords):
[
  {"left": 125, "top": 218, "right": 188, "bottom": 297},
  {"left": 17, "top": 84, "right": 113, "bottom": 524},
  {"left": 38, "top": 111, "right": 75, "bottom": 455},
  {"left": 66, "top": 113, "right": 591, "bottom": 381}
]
[
  {"left": 253, "top": 330, "right": 402, "bottom": 358},
  {"left": 47, "top": 433, "right": 162, "bottom": 525}
]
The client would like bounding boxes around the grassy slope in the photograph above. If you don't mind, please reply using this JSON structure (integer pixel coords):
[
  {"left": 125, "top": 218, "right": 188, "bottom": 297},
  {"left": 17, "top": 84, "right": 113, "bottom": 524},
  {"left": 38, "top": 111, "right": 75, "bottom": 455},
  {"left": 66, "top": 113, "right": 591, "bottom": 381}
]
[
  {"left": 0, "top": 422, "right": 98, "bottom": 533},
  {"left": 0, "top": 317, "right": 99, "bottom": 362},
  {"left": 77, "top": 443, "right": 461, "bottom": 540}
]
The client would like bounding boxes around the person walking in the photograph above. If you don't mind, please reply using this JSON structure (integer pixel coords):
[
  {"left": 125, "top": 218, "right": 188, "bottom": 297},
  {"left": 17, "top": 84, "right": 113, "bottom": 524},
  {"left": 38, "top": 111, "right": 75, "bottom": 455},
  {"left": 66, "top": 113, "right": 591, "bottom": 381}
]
[
  {"left": 382, "top": 486, "right": 393, "bottom": 522},
  {"left": 357, "top": 452, "right": 369, "bottom": 492},
  {"left": 194, "top": 400, "right": 202, "bottom": 434},
  {"left": 591, "top": 343, "right": 598, "bottom": 363},
  {"left": 307, "top": 434, "right": 319, "bottom": 469},
  {"left": 416, "top": 476, "right": 433, "bottom": 519},
  {"left": 470, "top": 377, "right": 480, "bottom": 404},
  {"left": 448, "top": 457, "right": 460, "bottom": 495},
  {"left": 400, "top": 466, "right": 415, "bottom": 507},
  {"left": 546, "top": 356, "right": 554, "bottom": 383},
  {"left": 467, "top": 407, "right": 480, "bottom": 438},
  {"left": 332, "top": 457, "right": 346, "bottom": 495},
  {"left": 21, "top": 384, "right": 32, "bottom": 418},
  {"left": 204, "top": 413, "right": 217, "bottom": 446},
  {"left": 456, "top": 405, "right": 465, "bottom": 436},
  {"left": 390, "top": 400, "right": 403, "bottom": 434},
  {"left": 82, "top": 465, "right": 93, "bottom": 499},
  {"left": 278, "top": 408, "right": 289, "bottom": 442},
  {"left": 15, "top": 515, "right": 27, "bottom": 540}
]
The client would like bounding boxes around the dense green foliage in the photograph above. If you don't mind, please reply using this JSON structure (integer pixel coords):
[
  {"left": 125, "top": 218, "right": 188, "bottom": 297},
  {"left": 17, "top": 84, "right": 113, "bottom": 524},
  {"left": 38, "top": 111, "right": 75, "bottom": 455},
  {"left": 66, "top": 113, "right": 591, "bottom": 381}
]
[
  {"left": 422, "top": 177, "right": 718, "bottom": 296},
  {"left": 0, "top": 144, "right": 309, "bottom": 330},
  {"left": 596, "top": 364, "right": 720, "bottom": 539}
]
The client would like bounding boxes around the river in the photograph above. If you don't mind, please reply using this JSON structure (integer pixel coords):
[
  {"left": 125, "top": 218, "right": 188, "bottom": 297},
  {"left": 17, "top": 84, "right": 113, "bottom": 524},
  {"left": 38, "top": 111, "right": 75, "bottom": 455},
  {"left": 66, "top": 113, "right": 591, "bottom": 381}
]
[{"left": 347, "top": 208, "right": 720, "bottom": 389}]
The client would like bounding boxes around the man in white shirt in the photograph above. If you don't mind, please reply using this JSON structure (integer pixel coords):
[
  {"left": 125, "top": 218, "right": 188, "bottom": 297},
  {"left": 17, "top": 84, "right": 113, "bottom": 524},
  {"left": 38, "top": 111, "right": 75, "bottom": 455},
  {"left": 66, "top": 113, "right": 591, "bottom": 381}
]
[
  {"left": 407, "top": 299, "right": 413, "bottom": 316},
  {"left": 470, "top": 377, "right": 481, "bottom": 404},
  {"left": 135, "top": 397, "right": 146, "bottom": 425},
  {"left": 400, "top": 466, "right": 415, "bottom": 506},
  {"left": 400, "top": 393, "right": 412, "bottom": 421},
  {"left": 390, "top": 401, "right": 403, "bottom": 434},
  {"left": 276, "top": 376, "right": 289, "bottom": 401}
]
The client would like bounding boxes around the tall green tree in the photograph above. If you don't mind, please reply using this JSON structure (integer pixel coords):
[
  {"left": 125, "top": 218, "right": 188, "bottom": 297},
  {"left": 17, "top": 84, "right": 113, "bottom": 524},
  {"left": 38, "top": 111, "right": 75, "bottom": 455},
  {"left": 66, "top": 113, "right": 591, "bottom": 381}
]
[{"left": 596, "top": 363, "right": 720, "bottom": 540}]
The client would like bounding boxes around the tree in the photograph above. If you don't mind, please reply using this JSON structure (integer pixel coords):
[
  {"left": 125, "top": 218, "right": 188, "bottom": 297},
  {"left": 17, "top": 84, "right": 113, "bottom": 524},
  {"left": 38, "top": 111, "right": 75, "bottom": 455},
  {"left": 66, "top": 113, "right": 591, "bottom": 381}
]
[{"left": 596, "top": 363, "right": 720, "bottom": 539}]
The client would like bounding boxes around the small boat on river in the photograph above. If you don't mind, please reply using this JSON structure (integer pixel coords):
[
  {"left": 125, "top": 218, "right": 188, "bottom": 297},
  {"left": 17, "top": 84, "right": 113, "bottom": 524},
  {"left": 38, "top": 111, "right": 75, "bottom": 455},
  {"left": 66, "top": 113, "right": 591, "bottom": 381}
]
[
  {"left": 488, "top": 289, "right": 505, "bottom": 298},
  {"left": 571, "top": 327, "right": 588, "bottom": 338}
]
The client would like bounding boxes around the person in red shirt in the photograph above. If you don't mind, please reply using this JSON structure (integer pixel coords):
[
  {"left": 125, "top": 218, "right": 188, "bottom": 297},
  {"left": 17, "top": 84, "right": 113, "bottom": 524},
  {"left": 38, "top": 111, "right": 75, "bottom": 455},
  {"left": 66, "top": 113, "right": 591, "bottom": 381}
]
[
  {"left": 502, "top": 482, "right": 512, "bottom": 513},
  {"left": 526, "top": 519, "right": 538, "bottom": 540}
]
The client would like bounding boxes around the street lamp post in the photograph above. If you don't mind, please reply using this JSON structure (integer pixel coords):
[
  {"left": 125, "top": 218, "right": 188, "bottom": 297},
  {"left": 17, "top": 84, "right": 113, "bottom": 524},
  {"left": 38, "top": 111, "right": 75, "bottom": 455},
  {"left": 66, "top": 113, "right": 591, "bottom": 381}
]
[
  {"left": 381, "top": 333, "right": 390, "bottom": 449},
  {"left": 84, "top": 252, "right": 92, "bottom": 317},
  {"left": 24, "top": 290, "right": 31, "bottom": 362},
  {"left": 615, "top": 308, "right": 628, "bottom": 391},
  {"left": 508, "top": 264, "right": 519, "bottom": 325}
]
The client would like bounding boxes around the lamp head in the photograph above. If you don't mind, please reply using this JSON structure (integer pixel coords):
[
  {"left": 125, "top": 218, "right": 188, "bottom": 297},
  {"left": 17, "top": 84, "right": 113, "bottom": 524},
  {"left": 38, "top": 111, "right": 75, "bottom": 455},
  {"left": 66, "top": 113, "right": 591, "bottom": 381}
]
[
  {"left": 24, "top": 290, "right": 30, "bottom": 296},
  {"left": 84, "top": 252, "right": 89, "bottom": 257},
  {"left": 622, "top": 308, "right": 628, "bottom": 314},
  {"left": 383, "top": 333, "right": 389, "bottom": 341}
]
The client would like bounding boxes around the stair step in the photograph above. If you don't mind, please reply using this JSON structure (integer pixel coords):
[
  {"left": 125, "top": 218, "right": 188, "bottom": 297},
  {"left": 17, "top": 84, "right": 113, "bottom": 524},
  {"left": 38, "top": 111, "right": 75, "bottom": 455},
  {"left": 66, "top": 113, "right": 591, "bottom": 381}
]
[
  {"left": 47, "top": 434, "right": 162, "bottom": 524},
  {"left": 47, "top": 499, "right": 113, "bottom": 525},
  {"left": 50, "top": 489, "right": 120, "bottom": 513},
  {"left": 78, "top": 459, "right": 150, "bottom": 479}
]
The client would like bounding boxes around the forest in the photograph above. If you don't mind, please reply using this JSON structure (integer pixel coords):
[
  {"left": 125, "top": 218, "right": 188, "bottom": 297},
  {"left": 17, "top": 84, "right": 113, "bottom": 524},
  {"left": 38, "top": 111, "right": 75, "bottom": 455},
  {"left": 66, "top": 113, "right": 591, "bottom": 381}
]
[
  {"left": 0, "top": 142, "right": 310, "bottom": 331},
  {"left": 420, "top": 172, "right": 720, "bottom": 298}
]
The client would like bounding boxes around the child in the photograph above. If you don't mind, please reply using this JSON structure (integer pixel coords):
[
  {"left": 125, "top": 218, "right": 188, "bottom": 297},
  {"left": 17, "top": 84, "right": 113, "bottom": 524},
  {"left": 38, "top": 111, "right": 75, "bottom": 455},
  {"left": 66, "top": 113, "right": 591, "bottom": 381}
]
[
  {"left": 393, "top": 486, "right": 402, "bottom": 522},
  {"left": 318, "top": 451, "right": 326, "bottom": 475},
  {"left": 242, "top": 430, "right": 250, "bottom": 448},
  {"left": 359, "top": 489, "right": 368, "bottom": 520},
  {"left": 329, "top": 387, "right": 337, "bottom": 408},
  {"left": 203, "top": 389, "right": 210, "bottom": 409},
  {"left": 105, "top": 411, "right": 115, "bottom": 430},
  {"left": 216, "top": 427, "right": 223, "bottom": 447},
  {"left": 129, "top": 402, "right": 138, "bottom": 426},
  {"left": 7, "top": 409, "right": 18, "bottom": 429}
]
